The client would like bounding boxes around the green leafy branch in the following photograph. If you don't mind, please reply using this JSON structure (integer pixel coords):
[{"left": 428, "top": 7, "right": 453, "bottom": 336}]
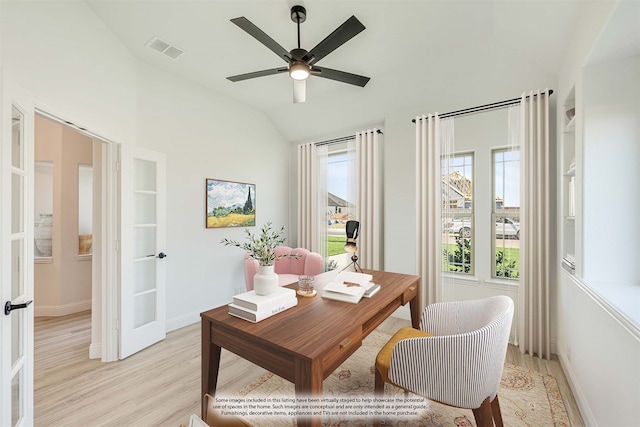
[{"left": 220, "top": 222, "right": 299, "bottom": 266}]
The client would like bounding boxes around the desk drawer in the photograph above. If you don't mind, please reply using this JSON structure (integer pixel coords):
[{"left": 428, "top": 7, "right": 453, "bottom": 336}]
[
  {"left": 401, "top": 283, "right": 418, "bottom": 305},
  {"left": 322, "top": 328, "right": 362, "bottom": 375}
]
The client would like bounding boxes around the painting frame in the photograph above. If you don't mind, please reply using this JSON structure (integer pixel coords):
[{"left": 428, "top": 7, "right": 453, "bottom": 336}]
[{"left": 205, "top": 178, "right": 256, "bottom": 228}]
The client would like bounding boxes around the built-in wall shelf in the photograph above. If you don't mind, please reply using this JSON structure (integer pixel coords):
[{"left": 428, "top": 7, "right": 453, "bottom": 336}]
[
  {"left": 560, "top": 87, "right": 578, "bottom": 273},
  {"left": 35, "top": 257, "right": 53, "bottom": 264}
]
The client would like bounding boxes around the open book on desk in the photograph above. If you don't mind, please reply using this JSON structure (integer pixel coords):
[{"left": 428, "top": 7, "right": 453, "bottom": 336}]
[
  {"left": 321, "top": 271, "right": 380, "bottom": 303},
  {"left": 337, "top": 271, "right": 380, "bottom": 297}
]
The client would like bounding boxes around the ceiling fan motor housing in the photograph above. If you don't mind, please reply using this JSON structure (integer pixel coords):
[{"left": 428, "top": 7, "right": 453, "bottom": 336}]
[
  {"left": 290, "top": 48, "right": 308, "bottom": 61},
  {"left": 291, "top": 5, "right": 307, "bottom": 23}
]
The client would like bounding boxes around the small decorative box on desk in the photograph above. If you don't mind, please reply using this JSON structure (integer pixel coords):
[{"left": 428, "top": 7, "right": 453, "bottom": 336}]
[{"left": 228, "top": 287, "right": 297, "bottom": 322}]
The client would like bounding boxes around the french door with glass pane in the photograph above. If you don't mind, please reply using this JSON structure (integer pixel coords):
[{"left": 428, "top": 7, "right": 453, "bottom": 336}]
[
  {"left": 119, "top": 144, "right": 166, "bottom": 359},
  {"left": 1, "top": 80, "right": 35, "bottom": 427}
]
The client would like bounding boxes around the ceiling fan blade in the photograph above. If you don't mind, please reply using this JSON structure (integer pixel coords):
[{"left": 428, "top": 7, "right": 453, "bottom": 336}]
[
  {"left": 231, "top": 17, "right": 291, "bottom": 63},
  {"left": 293, "top": 79, "right": 306, "bottom": 104},
  {"left": 312, "top": 66, "right": 370, "bottom": 87},
  {"left": 227, "top": 67, "right": 287, "bottom": 82},
  {"left": 302, "top": 16, "right": 365, "bottom": 65}
]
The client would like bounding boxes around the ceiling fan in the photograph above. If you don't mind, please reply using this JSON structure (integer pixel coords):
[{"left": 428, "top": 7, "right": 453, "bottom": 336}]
[{"left": 226, "top": 5, "right": 370, "bottom": 103}]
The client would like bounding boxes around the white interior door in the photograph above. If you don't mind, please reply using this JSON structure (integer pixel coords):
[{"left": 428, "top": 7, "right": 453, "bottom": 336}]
[
  {"left": 1, "top": 79, "right": 35, "bottom": 426},
  {"left": 119, "top": 144, "right": 166, "bottom": 359}
]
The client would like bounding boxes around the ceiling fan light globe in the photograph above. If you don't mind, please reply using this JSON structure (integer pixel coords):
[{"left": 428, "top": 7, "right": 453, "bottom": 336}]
[{"left": 289, "top": 63, "right": 310, "bottom": 80}]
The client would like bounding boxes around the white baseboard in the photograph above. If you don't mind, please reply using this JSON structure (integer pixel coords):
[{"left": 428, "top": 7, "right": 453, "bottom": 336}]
[
  {"left": 558, "top": 353, "right": 596, "bottom": 426},
  {"left": 35, "top": 300, "right": 91, "bottom": 317},
  {"left": 166, "top": 311, "right": 200, "bottom": 333},
  {"left": 89, "top": 342, "right": 102, "bottom": 360}
]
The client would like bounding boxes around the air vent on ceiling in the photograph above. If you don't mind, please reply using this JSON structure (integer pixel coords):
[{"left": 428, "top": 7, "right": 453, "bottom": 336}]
[{"left": 145, "top": 36, "right": 184, "bottom": 60}]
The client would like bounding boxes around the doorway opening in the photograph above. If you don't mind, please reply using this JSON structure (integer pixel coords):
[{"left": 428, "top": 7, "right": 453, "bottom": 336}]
[{"left": 32, "top": 110, "right": 118, "bottom": 362}]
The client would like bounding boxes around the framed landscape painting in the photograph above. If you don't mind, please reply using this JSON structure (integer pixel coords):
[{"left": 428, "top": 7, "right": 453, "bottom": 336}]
[{"left": 206, "top": 179, "right": 256, "bottom": 228}]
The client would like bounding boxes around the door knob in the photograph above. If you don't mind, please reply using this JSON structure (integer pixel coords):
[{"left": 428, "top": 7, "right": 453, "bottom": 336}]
[
  {"left": 157, "top": 252, "right": 167, "bottom": 259},
  {"left": 4, "top": 300, "right": 33, "bottom": 315}
]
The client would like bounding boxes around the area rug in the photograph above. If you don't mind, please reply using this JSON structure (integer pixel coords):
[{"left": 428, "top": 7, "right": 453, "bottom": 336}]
[{"left": 221, "top": 330, "right": 570, "bottom": 426}]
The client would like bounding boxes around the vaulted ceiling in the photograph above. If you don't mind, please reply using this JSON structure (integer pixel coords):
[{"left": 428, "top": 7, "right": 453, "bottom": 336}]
[{"left": 86, "top": 0, "right": 581, "bottom": 142}]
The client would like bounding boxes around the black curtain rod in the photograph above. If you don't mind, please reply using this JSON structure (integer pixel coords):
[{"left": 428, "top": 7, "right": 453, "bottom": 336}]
[
  {"left": 411, "top": 90, "right": 554, "bottom": 123},
  {"left": 314, "top": 128, "right": 383, "bottom": 146}
]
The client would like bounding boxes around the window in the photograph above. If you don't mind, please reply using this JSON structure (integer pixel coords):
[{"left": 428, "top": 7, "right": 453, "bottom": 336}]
[
  {"left": 326, "top": 147, "right": 352, "bottom": 270},
  {"left": 78, "top": 164, "right": 93, "bottom": 255},
  {"left": 442, "top": 153, "right": 473, "bottom": 274},
  {"left": 493, "top": 148, "right": 520, "bottom": 279},
  {"left": 34, "top": 161, "right": 53, "bottom": 258}
]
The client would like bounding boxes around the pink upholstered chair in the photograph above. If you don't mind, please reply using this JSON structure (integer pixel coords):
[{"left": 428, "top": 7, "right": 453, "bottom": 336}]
[{"left": 244, "top": 246, "right": 324, "bottom": 291}]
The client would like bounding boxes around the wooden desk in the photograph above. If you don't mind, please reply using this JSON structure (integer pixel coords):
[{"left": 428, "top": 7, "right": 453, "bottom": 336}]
[{"left": 201, "top": 269, "right": 420, "bottom": 427}]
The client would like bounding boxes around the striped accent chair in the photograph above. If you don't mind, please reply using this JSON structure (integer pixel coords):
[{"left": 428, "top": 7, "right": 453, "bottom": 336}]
[{"left": 374, "top": 296, "right": 514, "bottom": 427}]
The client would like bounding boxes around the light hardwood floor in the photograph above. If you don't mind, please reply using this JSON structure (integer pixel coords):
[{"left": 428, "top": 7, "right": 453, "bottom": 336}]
[{"left": 34, "top": 312, "right": 584, "bottom": 426}]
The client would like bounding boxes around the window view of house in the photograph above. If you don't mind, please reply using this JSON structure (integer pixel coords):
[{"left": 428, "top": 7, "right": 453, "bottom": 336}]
[
  {"left": 493, "top": 148, "right": 520, "bottom": 279},
  {"left": 442, "top": 153, "right": 474, "bottom": 274},
  {"left": 326, "top": 150, "right": 353, "bottom": 269},
  {"left": 441, "top": 149, "right": 521, "bottom": 279}
]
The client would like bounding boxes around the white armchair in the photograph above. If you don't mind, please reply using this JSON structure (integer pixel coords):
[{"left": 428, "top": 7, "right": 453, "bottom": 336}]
[{"left": 374, "top": 296, "right": 514, "bottom": 427}]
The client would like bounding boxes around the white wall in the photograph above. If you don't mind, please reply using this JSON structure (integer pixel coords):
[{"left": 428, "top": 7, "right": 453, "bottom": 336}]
[
  {"left": 583, "top": 55, "right": 640, "bottom": 284},
  {"left": 1, "top": 2, "right": 290, "bottom": 331},
  {"left": 554, "top": 1, "right": 640, "bottom": 426},
  {"left": 0, "top": 1, "right": 137, "bottom": 144},
  {"left": 135, "top": 61, "right": 290, "bottom": 329},
  {"left": 558, "top": 272, "right": 640, "bottom": 427}
]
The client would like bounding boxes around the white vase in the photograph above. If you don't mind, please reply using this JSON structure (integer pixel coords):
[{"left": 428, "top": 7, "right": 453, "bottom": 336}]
[{"left": 253, "top": 265, "right": 279, "bottom": 296}]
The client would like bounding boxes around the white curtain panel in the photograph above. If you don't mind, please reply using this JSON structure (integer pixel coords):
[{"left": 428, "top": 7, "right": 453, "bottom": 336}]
[
  {"left": 438, "top": 119, "right": 456, "bottom": 303},
  {"left": 347, "top": 138, "right": 356, "bottom": 221},
  {"left": 415, "top": 115, "right": 444, "bottom": 309},
  {"left": 297, "top": 142, "right": 328, "bottom": 259},
  {"left": 517, "top": 89, "right": 551, "bottom": 359},
  {"left": 506, "top": 104, "right": 523, "bottom": 346},
  {"left": 354, "top": 129, "right": 382, "bottom": 270}
]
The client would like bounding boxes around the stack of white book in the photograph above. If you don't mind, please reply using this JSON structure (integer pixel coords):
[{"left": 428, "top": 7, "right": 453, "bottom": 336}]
[
  {"left": 228, "top": 287, "right": 297, "bottom": 322},
  {"left": 321, "top": 271, "right": 381, "bottom": 304}
]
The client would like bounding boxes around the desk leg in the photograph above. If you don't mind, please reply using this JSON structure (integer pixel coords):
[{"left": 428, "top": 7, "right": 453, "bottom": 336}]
[
  {"left": 294, "top": 358, "right": 323, "bottom": 427},
  {"left": 201, "top": 318, "right": 221, "bottom": 418},
  {"left": 410, "top": 279, "right": 421, "bottom": 329}
]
